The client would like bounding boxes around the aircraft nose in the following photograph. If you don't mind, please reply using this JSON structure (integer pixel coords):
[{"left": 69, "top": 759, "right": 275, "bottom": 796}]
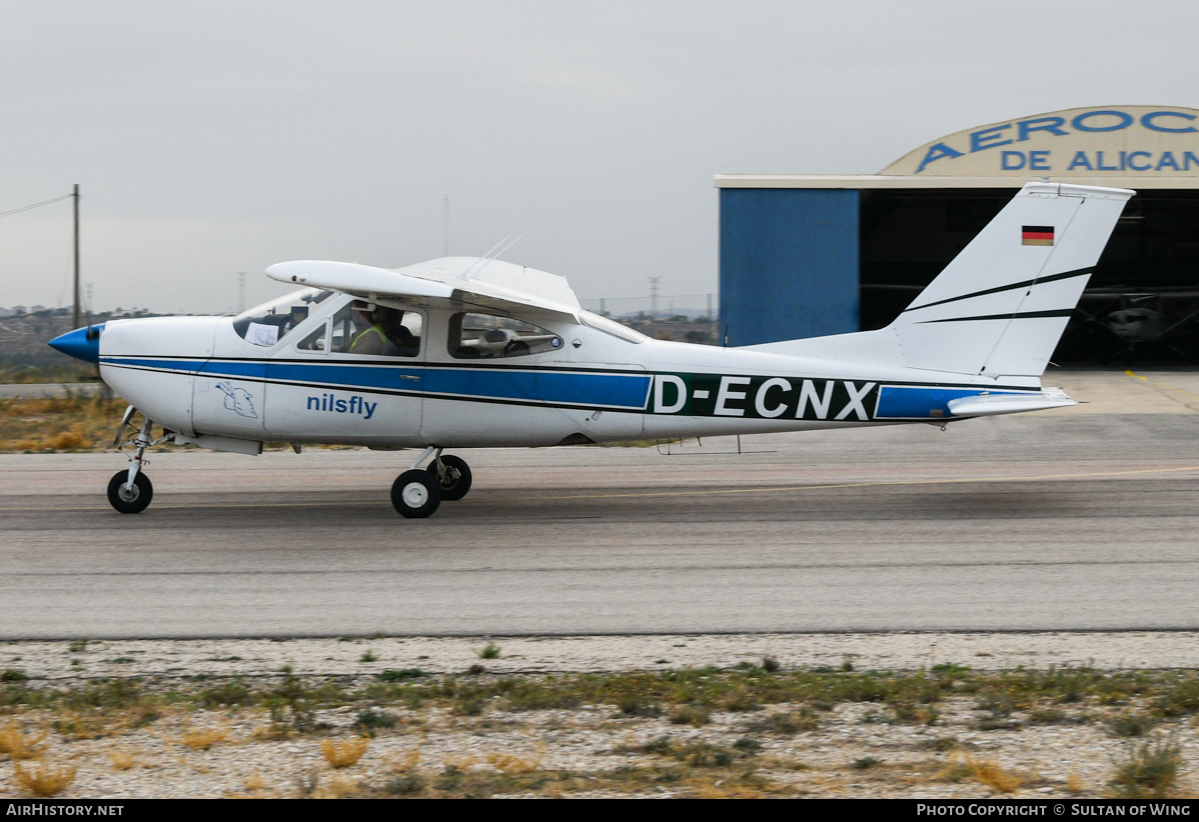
[{"left": 48, "top": 324, "right": 105, "bottom": 364}]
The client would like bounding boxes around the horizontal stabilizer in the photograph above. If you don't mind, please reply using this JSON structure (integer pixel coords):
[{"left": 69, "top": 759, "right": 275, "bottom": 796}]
[{"left": 948, "top": 387, "right": 1076, "bottom": 417}]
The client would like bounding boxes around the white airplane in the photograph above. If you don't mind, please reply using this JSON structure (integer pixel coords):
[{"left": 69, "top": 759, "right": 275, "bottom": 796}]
[{"left": 50, "top": 182, "right": 1132, "bottom": 518}]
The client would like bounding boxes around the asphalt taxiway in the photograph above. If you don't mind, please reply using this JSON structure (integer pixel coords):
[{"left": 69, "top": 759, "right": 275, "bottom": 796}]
[{"left": 2, "top": 370, "right": 1198, "bottom": 638}]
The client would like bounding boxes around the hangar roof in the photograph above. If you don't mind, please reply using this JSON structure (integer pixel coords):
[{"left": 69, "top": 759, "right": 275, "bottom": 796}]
[
  {"left": 714, "top": 174, "right": 1199, "bottom": 189},
  {"left": 717, "top": 105, "right": 1199, "bottom": 191}
]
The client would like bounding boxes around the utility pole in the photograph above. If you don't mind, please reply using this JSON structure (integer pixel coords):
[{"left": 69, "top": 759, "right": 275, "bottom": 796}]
[
  {"left": 72, "top": 184, "right": 80, "bottom": 328},
  {"left": 238, "top": 272, "right": 246, "bottom": 313},
  {"left": 648, "top": 277, "right": 661, "bottom": 318}
]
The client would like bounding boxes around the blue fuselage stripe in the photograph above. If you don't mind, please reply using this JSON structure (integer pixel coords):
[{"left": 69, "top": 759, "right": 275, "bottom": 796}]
[
  {"left": 101, "top": 357, "right": 652, "bottom": 410},
  {"left": 874, "top": 385, "right": 1021, "bottom": 419}
]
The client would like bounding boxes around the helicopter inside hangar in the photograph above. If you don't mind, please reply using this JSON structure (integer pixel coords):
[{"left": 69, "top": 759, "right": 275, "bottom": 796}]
[{"left": 717, "top": 105, "right": 1199, "bottom": 364}]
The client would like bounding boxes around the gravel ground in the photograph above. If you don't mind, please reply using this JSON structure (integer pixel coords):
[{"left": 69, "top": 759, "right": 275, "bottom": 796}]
[
  {"left": 5, "top": 632, "right": 1199, "bottom": 680},
  {"left": 2, "top": 633, "right": 1198, "bottom": 799}
]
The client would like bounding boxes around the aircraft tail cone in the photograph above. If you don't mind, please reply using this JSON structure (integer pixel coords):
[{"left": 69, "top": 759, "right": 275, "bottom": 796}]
[{"left": 48, "top": 324, "right": 105, "bottom": 364}]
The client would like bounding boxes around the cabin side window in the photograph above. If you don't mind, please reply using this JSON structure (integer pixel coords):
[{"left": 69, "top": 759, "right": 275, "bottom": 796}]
[
  {"left": 448, "top": 313, "right": 563, "bottom": 359},
  {"left": 307, "top": 301, "right": 423, "bottom": 357}
]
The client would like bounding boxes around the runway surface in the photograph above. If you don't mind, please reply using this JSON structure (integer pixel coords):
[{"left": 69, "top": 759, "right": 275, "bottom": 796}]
[{"left": 3, "top": 387, "right": 1199, "bottom": 638}]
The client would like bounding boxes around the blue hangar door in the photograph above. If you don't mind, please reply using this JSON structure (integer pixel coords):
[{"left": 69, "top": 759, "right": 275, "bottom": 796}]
[{"left": 719, "top": 188, "right": 860, "bottom": 347}]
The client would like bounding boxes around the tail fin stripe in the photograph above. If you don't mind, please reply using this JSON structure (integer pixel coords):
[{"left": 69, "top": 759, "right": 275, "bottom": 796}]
[
  {"left": 904, "top": 266, "right": 1093, "bottom": 313},
  {"left": 918, "top": 308, "right": 1075, "bottom": 324}
]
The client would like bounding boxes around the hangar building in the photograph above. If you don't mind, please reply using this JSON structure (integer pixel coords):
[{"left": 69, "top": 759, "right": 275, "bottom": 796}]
[{"left": 717, "top": 106, "right": 1199, "bottom": 362}]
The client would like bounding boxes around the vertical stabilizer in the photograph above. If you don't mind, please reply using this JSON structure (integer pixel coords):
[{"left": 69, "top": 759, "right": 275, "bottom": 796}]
[{"left": 890, "top": 182, "right": 1132, "bottom": 377}]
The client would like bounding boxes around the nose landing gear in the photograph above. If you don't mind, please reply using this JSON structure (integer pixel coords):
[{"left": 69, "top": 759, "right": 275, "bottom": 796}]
[
  {"left": 107, "top": 409, "right": 173, "bottom": 514},
  {"left": 390, "top": 447, "right": 473, "bottom": 518}
]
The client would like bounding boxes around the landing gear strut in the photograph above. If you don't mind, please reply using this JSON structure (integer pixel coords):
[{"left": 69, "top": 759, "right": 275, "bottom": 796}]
[
  {"left": 390, "top": 447, "right": 473, "bottom": 518},
  {"left": 107, "top": 409, "right": 172, "bottom": 514}
]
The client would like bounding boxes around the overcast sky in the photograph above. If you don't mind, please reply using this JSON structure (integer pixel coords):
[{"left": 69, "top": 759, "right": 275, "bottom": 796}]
[{"left": 2, "top": 0, "right": 1197, "bottom": 315}]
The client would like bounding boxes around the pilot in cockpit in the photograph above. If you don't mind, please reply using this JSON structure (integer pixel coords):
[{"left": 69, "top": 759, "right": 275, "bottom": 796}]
[{"left": 350, "top": 305, "right": 417, "bottom": 356}]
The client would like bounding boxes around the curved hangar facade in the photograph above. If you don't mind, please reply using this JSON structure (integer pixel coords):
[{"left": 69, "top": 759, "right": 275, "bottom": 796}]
[{"left": 717, "top": 106, "right": 1199, "bottom": 362}]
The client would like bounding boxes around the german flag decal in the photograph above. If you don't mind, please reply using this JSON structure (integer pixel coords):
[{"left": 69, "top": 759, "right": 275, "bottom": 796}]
[{"left": 1022, "top": 225, "right": 1054, "bottom": 246}]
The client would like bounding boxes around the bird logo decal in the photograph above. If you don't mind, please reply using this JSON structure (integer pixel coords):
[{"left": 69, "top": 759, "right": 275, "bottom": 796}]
[{"left": 215, "top": 381, "right": 258, "bottom": 419}]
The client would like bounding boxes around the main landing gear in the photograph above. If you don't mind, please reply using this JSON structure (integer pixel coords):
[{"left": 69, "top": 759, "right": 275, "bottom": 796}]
[
  {"left": 107, "top": 407, "right": 172, "bottom": 514},
  {"left": 391, "top": 447, "right": 473, "bottom": 519}
]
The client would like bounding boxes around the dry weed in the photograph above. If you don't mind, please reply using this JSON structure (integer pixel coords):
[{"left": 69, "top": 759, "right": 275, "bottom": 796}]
[
  {"left": 45, "top": 425, "right": 87, "bottom": 450},
  {"left": 442, "top": 754, "right": 479, "bottom": 771},
  {"left": 178, "top": 726, "right": 229, "bottom": 750},
  {"left": 1066, "top": 772, "right": 1086, "bottom": 793},
  {"left": 13, "top": 761, "right": 78, "bottom": 797},
  {"left": 385, "top": 749, "right": 421, "bottom": 773},
  {"left": 971, "top": 758, "right": 1023, "bottom": 793},
  {"left": 486, "top": 747, "right": 543, "bottom": 774},
  {"left": 52, "top": 711, "right": 123, "bottom": 741},
  {"left": 321, "top": 736, "right": 369, "bottom": 768},
  {"left": 312, "top": 773, "right": 358, "bottom": 798},
  {"left": 0, "top": 721, "right": 47, "bottom": 760},
  {"left": 107, "top": 748, "right": 137, "bottom": 771},
  {"left": 936, "top": 753, "right": 1023, "bottom": 793},
  {"left": 694, "top": 781, "right": 766, "bottom": 799},
  {"left": 244, "top": 772, "right": 269, "bottom": 792}
]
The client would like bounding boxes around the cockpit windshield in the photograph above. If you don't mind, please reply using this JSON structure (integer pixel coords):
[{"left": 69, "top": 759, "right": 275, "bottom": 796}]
[{"left": 232, "top": 288, "right": 333, "bottom": 347}]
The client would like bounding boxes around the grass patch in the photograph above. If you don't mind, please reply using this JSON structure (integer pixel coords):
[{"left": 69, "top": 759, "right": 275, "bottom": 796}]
[
  {"left": 1109, "top": 734, "right": 1185, "bottom": 798},
  {"left": 0, "top": 396, "right": 128, "bottom": 453},
  {"left": 1108, "top": 712, "right": 1156, "bottom": 738},
  {"left": 742, "top": 708, "right": 819, "bottom": 735}
]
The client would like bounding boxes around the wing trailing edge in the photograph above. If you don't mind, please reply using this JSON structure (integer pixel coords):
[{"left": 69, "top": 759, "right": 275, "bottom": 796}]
[{"left": 266, "top": 257, "right": 581, "bottom": 319}]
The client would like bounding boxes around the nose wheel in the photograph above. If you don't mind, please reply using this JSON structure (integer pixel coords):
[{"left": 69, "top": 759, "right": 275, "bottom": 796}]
[
  {"left": 107, "top": 470, "right": 153, "bottom": 514},
  {"left": 390, "top": 448, "right": 473, "bottom": 518}
]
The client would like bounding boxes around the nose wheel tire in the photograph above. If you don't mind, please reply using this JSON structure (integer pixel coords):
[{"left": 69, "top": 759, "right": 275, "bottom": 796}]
[
  {"left": 426, "top": 455, "right": 472, "bottom": 501},
  {"left": 107, "top": 470, "right": 153, "bottom": 514},
  {"left": 391, "top": 470, "right": 441, "bottom": 518}
]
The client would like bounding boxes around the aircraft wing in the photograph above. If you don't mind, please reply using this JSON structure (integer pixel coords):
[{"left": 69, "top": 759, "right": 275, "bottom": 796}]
[{"left": 266, "top": 257, "right": 581, "bottom": 320}]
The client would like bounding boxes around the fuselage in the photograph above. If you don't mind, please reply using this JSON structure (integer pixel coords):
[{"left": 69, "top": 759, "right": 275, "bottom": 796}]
[{"left": 85, "top": 289, "right": 1040, "bottom": 451}]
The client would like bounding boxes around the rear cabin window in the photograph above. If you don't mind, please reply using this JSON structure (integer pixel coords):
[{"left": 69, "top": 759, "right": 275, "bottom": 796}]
[{"left": 448, "top": 313, "right": 563, "bottom": 359}]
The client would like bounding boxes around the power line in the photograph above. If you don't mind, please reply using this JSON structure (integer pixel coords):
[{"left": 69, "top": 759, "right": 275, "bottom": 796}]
[{"left": 0, "top": 193, "right": 73, "bottom": 220}]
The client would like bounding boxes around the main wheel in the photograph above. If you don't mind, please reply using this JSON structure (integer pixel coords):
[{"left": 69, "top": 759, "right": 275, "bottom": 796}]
[
  {"left": 391, "top": 470, "right": 441, "bottom": 518},
  {"left": 426, "top": 455, "right": 472, "bottom": 501},
  {"left": 107, "top": 470, "right": 153, "bottom": 514}
]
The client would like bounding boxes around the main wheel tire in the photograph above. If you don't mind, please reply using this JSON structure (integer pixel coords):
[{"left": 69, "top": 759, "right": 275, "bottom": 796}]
[
  {"left": 391, "top": 470, "right": 441, "bottom": 518},
  {"left": 107, "top": 470, "right": 153, "bottom": 514},
  {"left": 426, "top": 455, "right": 472, "bottom": 501}
]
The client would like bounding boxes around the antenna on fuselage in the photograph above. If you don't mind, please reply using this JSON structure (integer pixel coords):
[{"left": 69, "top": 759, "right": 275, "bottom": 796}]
[{"left": 464, "top": 231, "right": 527, "bottom": 281}]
